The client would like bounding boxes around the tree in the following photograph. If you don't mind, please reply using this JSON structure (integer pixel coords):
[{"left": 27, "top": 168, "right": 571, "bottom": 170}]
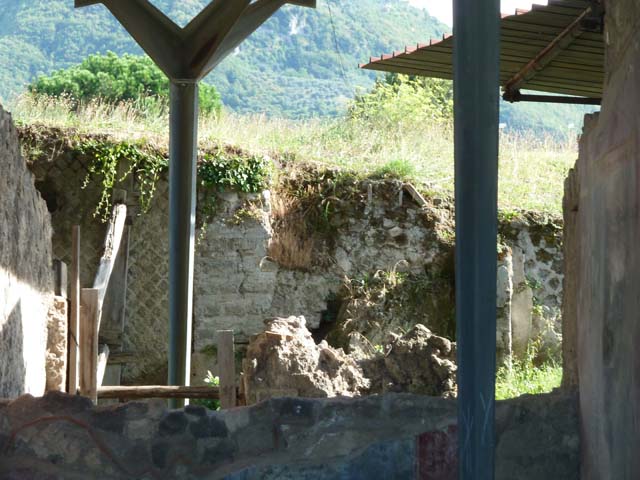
[{"left": 29, "top": 52, "right": 222, "bottom": 115}]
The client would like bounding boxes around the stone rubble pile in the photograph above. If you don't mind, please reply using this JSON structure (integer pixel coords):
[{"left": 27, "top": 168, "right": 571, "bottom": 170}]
[{"left": 242, "top": 316, "right": 457, "bottom": 404}]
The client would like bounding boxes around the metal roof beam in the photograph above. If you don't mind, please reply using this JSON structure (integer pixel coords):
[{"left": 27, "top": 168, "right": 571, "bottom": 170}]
[
  {"left": 75, "top": 0, "right": 315, "bottom": 408},
  {"left": 503, "top": 6, "right": 591, "bottom": 100},
  {"left": 201, "top": 0, "right": 316, "bottom": 76}
]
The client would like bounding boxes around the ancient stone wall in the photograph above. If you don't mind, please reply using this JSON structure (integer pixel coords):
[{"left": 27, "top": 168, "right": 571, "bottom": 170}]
[
  {"left": 0, "top": 106, "right": 54, "bottom": 397},
  {"left": 22, "top": 134, "right": 564, "bottom": 385},
  {"left": 0, "top": 391, "right": 579, "bottom": 479},
  {"left": 569, "top": 1, "right": 640, "bottom": 478}
]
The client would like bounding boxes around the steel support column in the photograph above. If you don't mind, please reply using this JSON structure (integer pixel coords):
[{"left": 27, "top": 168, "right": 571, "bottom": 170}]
[
  {"left": 167, "top": 82, "right": 198, "bottom": 408},
  {"left": 452, "top": 0, "right": 500, "bottom": 478}
]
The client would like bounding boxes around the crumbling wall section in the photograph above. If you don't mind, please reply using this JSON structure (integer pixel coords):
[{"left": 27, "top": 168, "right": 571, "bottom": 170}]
[
  {"left": 22, "top": 135, "right": 565, "bottom": 385},
  {"left": 0, "top": 106, "right": 54, "bottom": 397},
  {"left": 0, "top": 391, "right": 579, "bottom": 479}
]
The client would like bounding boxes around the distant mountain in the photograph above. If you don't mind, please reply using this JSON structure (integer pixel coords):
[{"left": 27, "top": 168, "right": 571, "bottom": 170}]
[
  {"left": 0, "top": 0, "right": 446, "bottom": 118},
  {"left": 0, "top": 0, "right": 595, "bottom": 131}
]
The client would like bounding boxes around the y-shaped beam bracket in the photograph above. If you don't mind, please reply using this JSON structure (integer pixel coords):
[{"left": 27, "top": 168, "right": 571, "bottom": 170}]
[{"left": 75, "top": 0, "right": 315, "bottom": 407}]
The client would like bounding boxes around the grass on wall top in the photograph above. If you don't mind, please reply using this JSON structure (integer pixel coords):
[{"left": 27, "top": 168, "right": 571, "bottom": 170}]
[{"left": 8, "top": 93, "right": 578, "bottom": 214}]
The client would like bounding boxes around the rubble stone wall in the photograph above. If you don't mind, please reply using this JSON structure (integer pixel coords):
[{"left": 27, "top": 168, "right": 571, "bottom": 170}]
[
  {"left": 0, "top": 106, "right": 54, "bottom": 397},
  {"left": 0, "top": 391, "right": 579, "bottom": 480},
  {"left": 23, "top": 135, "right": 564, "bottom": 384}
]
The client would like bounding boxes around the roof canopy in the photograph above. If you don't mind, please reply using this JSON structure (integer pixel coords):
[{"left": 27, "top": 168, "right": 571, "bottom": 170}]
[{"left": 361, "top": 0, "right": 604, "bottom": 104}]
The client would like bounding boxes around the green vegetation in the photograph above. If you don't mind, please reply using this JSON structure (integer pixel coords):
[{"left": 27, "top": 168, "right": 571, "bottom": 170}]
[
  {"left": 69, "top": 135, "right": 271, "bottom": 224},
  {"left": 0, "top": 0, "right": 446, "bottom": 118},
  {"left": 192, "top": 371, "right": 220, "bottom": 411},
  {"left": 30, "top": 52, "right": 221, "bottom": 115},
  {"left": 199, "top": 151, "right": 271, "bottom": 194},
  {"left": 349, "top": 73, "right": 453, "bottom": 127},
  {"left": 0, "top": 0, "right": 596, "bottom": 133},
  {"left": 495, "top": 344, "right": 562, "bottom": 400},
  {"left": 11, "top": 91, "right": 577, "bottom": 214},
  {"left": 76, "top": 139, "right": 167, "bottom": 220}
]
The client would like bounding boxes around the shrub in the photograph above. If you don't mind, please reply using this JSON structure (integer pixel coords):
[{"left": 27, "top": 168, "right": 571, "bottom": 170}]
[
  {"left": 348, "top": 73, "right": 453, "bottom": 128},
  {"left": 29, "top": 52, "right": 222, "bottom": 115}
]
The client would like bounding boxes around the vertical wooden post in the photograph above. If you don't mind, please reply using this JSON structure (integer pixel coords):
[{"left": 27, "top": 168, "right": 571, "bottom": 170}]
[
  {"left": 80, "top": 288, "right": 100, "bottom": 403},
  {"left": 68, "top": 225, "right": 80, "bottom": 395},
  {"left": 217, "top": 330, "right": 236, "bottom": 409}
]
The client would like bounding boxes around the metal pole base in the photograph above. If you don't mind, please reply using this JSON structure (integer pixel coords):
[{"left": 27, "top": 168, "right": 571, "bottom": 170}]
[{"left": 168, "top": 82, "right": 198, "bottom": 408}]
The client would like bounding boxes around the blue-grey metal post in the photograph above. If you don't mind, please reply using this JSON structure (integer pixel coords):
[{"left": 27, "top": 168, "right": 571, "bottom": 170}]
[
  {"left": 168, "top": 82, "right": 198, "bottom": 408},
  {"left": 453, "top": 0, "right": 500, "bottom": 478}
]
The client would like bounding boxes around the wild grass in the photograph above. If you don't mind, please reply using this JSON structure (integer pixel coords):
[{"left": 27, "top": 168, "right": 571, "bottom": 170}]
[
  {"left": 495, "top": 343, "right": 563, "bottom": 400},
  {"left": 8, "top": 93, "right": 578, "bottom": 214},
  {"left": 267, "top": 193, "right": 314, "bottom": 270}
]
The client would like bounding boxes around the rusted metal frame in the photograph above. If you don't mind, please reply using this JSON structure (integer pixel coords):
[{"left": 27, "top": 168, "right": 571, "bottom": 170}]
[
  {"left": 503, "top": 7, "right": 592, "bottom": 102},
  {"left": 507, "top": 92, "right": 601, "bottom": 105}
]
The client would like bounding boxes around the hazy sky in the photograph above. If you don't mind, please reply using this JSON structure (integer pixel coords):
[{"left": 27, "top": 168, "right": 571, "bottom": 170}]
[{"left": 408, "top": 0, "right": 549, "bottom": 27}]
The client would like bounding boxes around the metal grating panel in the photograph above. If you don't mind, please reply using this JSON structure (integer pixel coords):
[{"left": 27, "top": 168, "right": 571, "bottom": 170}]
[{"left": 360, "top": 0, "right": 603, "bottom": 100}]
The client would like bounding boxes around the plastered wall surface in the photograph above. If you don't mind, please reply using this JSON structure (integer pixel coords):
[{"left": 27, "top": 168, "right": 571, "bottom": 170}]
[
  {"left": 0, "top": 106, "right": 53, "bottom": 397},
  {"left": 571, "top": 1, "right": 640, "bottom": 478}
]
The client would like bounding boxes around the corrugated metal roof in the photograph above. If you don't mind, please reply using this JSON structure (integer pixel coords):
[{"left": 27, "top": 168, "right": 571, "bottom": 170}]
[{"left": 360, "top": 0, "right": 604, "bottom": 100}]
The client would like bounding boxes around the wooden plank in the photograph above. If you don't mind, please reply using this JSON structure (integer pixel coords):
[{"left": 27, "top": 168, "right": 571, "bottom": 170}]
[
  {"left": 93, "top": 204, "right": 127, "bottom": 307},
  {"left": 98, "top": 385, "right": 220, "bottom": 400},
  {"left": 99, "top": 224, "right": 131, "bottom": 388},
  {"left": 217, "top": 330, "right": 236, "bottom": 409},
  {"left": 79, "top": 288, "right": 100, "bottom": 403},
  {"left": 97, "top": 344, "right": 110, "bottom": 387},
  {"left": 403, "top": 184, "right": 428, "bottom": 208},
  {"left": 67, "top": 225, "right": 80, "bottom": 395}
]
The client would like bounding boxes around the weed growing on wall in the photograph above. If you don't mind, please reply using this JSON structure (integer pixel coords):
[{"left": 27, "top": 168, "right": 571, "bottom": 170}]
[
  {"left": 78, "top": 139, "right": 167, "bottom": 221},
  {"left": 199, "top": 151, "right": 271, "bottom": 194},
  {"left": 78, "top": 139, "right": 272, "bottom": 223},
  {"left": 192, "top": 370, "right": 221, "bottom": 411}
]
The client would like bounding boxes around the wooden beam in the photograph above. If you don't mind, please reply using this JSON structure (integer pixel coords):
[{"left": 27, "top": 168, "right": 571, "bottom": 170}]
[
  {"left": 67, "top": 226, "right": 81, "bottom": 395},
  {"left": 98, "top": 385, "right": 220, "bottom": 400},
  {"left": 93, "top": 204, "right": 127, "bottom": 308},
  {"left": 403, "top": 184, "right": 428, "bottom": 209},
  {"left": 79, "top": 288, "right": 100, "bottom": 403},
  {"left": 217, "top": 330, "right": 236, "bottom": 409}
]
